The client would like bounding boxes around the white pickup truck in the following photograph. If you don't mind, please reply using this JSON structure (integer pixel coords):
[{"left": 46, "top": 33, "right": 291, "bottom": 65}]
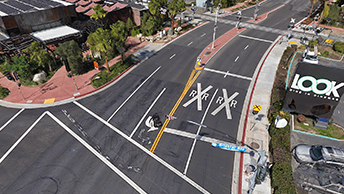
[{"left": 302, "top": 48, "right": 319, "bottom": 64}]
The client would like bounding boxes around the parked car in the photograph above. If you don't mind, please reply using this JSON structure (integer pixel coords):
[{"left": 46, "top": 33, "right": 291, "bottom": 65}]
[
  {"left": 292, "top": 144, "right": 344, "bottom": 165},
  {"left": 302, "top": 50, "right": 319, "bottom": 64}
]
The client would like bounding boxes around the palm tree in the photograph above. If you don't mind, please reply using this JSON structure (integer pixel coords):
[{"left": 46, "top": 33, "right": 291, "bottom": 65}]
[{"left": 87, "top": 28, "right": 113, "bottom": 73}]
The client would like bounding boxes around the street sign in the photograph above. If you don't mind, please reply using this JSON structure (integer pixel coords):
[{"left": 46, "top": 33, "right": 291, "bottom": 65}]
[
  {"left": 253, "top": 105, "right": 262, "bottom": 112},
  {"left": 252, "top": 104, "right": 262, "bottom": 115},
  {"left": 211, "top": 142, "right": 247, "bottom": 152}
]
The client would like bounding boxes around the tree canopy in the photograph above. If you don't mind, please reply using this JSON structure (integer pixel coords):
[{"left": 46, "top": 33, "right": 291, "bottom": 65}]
[
  {"left": 110, "top": 21, "right": 129, "bottom": 62},
  {"left": 87, "top": 28, "right": 113, "bottom": 72},
  {"left": 91, "top": 5, "right": 108, "bottom": 25},
  {"left": 55, "top": 40, "right": 83, "bottom": 74},
  {"left": 148, "top": 0, "right": 167, "bottom": 18},
  {"left": 168, "top": 0, "right": 186, "bottom": 27},
  {"left": 23, "top": 41, "right": 53, "bottom": 72},
  {"left": 5, "top": 56, "right": 33, "bottom": 80}
]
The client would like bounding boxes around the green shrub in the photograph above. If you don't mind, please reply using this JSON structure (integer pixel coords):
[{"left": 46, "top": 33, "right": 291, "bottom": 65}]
[
  {"left": 320, "top": 51, "right": 329, "bottom": 57},
  {"left": 131, "top": 28, "right": 140, "bottom": 37},
  {"left": 268, "top": 110, "right": 296, "bottom": 193},
  {"left": 0, "top": 87, "right": 10, "bottom": 99},
  {"left": 271, "top": 163, "right": 296, "bottom": 194},
  {"left": 273, "top": 100, "right": 283, "bottom": 110},
  {"left": 91, "top": 56, "right": 135, "bottom": 88},
  {"left": 333, "top": 42, "right": 344, "bottom": 53},
  {"left": 309, "top": 40, "right": 318, "bottom": 47}
]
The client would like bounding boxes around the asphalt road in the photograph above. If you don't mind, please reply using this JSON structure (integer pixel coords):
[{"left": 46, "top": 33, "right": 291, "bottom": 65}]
[{"left": 0, "top": 0, "right": 314, "bottom": 193}]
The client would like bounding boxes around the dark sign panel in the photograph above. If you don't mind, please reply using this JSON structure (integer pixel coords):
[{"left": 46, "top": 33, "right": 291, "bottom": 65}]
[{"left": 284, "top": 62, "right": 344, "bottom": 119}]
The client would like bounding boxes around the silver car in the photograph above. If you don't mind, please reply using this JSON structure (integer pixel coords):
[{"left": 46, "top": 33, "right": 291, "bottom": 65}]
[{"left": 292, "top": 144, "right": 344, "bottom": 165}]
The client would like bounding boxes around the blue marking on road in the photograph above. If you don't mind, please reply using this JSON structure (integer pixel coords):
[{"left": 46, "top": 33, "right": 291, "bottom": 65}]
[{"left": 211, "top": 143, "right": 247, "bottom": 152}]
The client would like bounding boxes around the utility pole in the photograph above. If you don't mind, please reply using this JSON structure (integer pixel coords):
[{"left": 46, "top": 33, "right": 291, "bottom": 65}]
[
  {"left": 187, "top": 120, "right": 270, "bottom": 194},
  {"left": 236, "top": 9, "right": 242, "bottom": 30},
  {"left": 211, "top": 3, "right": 221, "bottom": 49}
]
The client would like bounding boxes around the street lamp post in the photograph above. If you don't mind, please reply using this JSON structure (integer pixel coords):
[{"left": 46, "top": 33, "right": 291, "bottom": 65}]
[
  {"left": 253, "top": 0, "right": 259, "bottom": 21},
  {"left": 211, "top": 3, "right": 221, "bottom": 50}
]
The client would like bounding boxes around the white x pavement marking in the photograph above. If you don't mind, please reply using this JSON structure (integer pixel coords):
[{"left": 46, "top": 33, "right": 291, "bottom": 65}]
[
  {"left": 211, "top": 89, "right": 239, "bottom": 119},
  {"left": 183, "top": 83, "right": 213, "bottom": 111}
]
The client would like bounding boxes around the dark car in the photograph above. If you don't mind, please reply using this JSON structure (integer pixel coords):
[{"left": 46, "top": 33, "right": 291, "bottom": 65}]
[{"left": 292, "top": 144, "right": 344, "bottom": 165}]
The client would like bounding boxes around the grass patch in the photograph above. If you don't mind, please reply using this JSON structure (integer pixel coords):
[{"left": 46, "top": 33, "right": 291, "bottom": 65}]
[
  {"left": 91, "top": 56, "right": 135, "bottom": 88},
  {"left": 293, "top": 116, "right": 344, "bottom": 139}
]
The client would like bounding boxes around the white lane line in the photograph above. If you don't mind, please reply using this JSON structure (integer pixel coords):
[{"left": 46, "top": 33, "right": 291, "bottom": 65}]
[
  {"left": 239, "top": 35, "right": 274, "bottom": 43},
  {"left": 187, "top": 41, "right": 193, "bottom": 46},
  {"left": 234, "top": 56, "right": 239, "bottom": 62},
  {"left": 184, "top": 89, "right": 218, "bottom": 175},
  {"left": 0, "top": 108, "right": 25, "bottom": 132},
  {"left": 74, "top": 101, "right": 210, "bottom": 194},
  {"left": 244, "top": 45, "right": 249, "bottom": 50},
  {"left": 107, "top": 66, "right": 161, "bottom": 122},
  {"left": 204, "top": 68, "right": 252, "bottom": 81},
  {"left": 0, "top": 112, "right": 45, "bottom": 164},
  {"left": 130, "top": 88, "right": 166, "bottom": 138},
  {"left": 201, "top": 33, "right": 206, "bottom": 37},
  {"left": 169, "top": 54, "right": 176, "bottom": 59},
  {"left": 46, "top": 112, "right": 147, "bottom": 194}
]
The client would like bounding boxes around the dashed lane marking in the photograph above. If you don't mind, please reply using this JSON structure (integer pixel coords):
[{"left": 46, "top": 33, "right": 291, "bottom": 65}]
[
  {"left": 130, "top": 88, "right": 166, "bottom": 138},
  {"left": 107, "top": 66, "right": 161, "bottom": 122}
]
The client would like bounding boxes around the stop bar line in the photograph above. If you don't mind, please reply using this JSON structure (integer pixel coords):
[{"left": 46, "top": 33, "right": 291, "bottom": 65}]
[
  {"left": 203, "top": 68, "right": 252, "bottom": 81},
  {"left": 238, "top": 35, "right": 274, "bottom": 43}
]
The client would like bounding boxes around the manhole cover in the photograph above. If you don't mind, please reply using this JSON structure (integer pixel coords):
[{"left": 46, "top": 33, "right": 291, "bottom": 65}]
[
  {"left": 250, "top": 142, "right": 260, "bottom": 149},
  {"left": 204, "top": 52, "right": 211, "bottom": 56}
]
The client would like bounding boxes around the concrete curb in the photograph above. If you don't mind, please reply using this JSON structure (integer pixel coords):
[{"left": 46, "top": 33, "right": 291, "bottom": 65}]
[{"left": 235, "top": 35, "right": 285, "bottom": 194}]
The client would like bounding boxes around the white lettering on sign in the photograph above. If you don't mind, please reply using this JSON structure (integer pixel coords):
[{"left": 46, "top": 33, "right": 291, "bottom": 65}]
[
  {"left": 211, "top": 89, "right": 239, "bottom": 119},
  {"left": 291, "top": 73, "right": 344, "bottom": 98},
  {"left": 183, "top": 83, "right": 213, "bottom": 111}
]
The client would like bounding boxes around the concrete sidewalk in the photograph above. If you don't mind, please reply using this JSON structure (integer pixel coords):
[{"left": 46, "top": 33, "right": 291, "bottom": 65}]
[
  {"left": 0, "top": 37, "right": 149, "bottom": 108},
  {"left": 237, "top": 36, "right": 290, "bottom": 194}
]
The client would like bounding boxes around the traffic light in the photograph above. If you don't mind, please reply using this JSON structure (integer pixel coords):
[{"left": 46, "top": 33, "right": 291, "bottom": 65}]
[
  {"left": 13, "top": 71, "right": 19, "bottom": 80},
  {"left": 4, "top": 71, "right": 14, "bottom": 81}
]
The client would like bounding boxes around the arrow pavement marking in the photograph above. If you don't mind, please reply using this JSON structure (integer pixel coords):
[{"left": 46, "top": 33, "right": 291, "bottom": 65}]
[{"left": 211, "top": 89, "right": 239, "bottom": 119}]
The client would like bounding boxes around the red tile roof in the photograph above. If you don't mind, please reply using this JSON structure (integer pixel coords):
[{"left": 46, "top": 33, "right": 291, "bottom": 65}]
[
  {"left": 103, "top": 5, "right": 117, "bottom": 12},
  {"left": 84, "top": 9, "right": 95, "bottom": 16},
  {"left": 76, "top": 0, "right": 92, "bottom": 6},
  {"left": 114, "top": 2, "right": 129, "bottom": 9},
  {"left": 64, "top": 0, "right": 80, "bottom": 3}
]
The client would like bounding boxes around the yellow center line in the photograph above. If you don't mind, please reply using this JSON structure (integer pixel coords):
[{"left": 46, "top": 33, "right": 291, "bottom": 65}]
[{"left": 150, "top": 70, "right": 202, "bottom": 153}]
